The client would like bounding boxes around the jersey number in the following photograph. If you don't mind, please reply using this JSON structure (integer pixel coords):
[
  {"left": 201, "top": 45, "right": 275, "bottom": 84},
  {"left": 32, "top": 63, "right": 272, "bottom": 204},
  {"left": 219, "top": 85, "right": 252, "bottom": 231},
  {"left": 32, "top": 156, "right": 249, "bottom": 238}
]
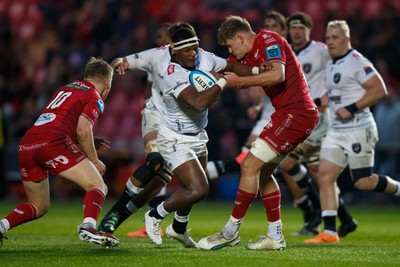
[
  {"left": 46, "top": 91, "right": 72, "bottom": 109},
  {"left": 45, "top": 155, "right": 69, "bottom": 168}
]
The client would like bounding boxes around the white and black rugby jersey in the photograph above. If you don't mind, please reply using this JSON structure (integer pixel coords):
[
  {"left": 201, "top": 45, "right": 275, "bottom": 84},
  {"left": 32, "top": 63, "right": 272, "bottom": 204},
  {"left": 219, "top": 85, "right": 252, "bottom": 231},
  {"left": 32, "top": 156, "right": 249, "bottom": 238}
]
[
  {"left": 126, "top": 45, "right": 171, "bottom": 114},
  {"left": 162, "top": 50, "right": 227, "bottom": 134},
  {"left": 325, "top": 49, "right": 378, "bottom": 130},
  {"left": 294, "top": 40, "right": 330, "bottom": 99}
]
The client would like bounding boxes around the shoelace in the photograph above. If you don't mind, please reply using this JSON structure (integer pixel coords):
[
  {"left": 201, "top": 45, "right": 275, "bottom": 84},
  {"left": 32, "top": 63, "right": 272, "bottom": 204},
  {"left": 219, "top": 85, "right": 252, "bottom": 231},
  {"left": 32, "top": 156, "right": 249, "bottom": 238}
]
[{"left": 151, "top": 220, "right": 161, "bottom": 236}]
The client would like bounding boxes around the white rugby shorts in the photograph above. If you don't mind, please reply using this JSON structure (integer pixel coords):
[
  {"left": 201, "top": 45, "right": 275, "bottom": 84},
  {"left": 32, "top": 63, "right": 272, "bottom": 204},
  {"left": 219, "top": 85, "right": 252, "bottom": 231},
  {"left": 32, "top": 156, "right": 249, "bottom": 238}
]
[
  {"left": 157, "top": 125, "right": 208, "bottom": 171},
  {"left": 320, "top": 125, "right": 378, "bottom": 169},
  {"left": 304, "top": 110, "right": 330, "bottom": 147},
  {"left": 141, "top": 103, "right": 163, "bottom": 137}
]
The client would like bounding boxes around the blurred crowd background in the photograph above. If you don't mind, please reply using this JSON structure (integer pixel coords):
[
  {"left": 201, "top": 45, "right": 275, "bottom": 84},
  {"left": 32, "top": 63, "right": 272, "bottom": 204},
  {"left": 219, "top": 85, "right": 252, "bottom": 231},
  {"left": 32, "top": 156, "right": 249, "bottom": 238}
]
[{"left": 0, "top": 0, "right": 399, "bottom": 204}]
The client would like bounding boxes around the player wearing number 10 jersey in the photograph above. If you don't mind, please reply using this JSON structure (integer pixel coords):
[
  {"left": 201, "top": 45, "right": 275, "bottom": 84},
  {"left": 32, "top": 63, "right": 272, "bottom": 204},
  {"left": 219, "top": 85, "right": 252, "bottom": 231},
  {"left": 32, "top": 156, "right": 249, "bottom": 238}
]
[{"left": 0, "top": 57, "right": 119, "bottom": 248}]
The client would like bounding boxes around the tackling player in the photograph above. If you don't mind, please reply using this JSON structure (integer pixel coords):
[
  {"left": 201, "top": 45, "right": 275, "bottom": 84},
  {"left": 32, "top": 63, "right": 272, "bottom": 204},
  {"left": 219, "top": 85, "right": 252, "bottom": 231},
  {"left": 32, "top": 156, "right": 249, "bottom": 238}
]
[{"left": 198, "top": 15, "right": 319, "bottom": 251}]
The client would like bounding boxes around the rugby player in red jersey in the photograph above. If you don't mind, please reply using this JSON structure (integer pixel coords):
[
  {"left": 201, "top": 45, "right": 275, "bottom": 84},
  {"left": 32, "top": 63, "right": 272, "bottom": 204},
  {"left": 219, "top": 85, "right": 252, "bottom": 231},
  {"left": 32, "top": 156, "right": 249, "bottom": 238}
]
[
  {"left": 0, "top": 57, "right": 119, "bottom": 248},
  {"left": 198, "top": 15, "right": 319, "bottom": 251}
]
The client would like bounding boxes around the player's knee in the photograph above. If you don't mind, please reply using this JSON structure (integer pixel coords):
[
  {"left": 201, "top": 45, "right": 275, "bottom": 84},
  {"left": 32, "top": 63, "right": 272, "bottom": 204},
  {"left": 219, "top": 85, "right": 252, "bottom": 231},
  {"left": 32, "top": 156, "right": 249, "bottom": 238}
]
[
  {"left": 189, "top": 184, "right": 209, "bottom": 203},
  {"left": 193, "top": 187, "right": 209, "bottom": 203},
  {"left": 240, "top": 155, "right": 257, "bottom": 174},
  {"left": 33, "top": 202, "right": 50, "bottom": 218},
  {"left": 133, "top": 152, "right": 165, "bottom": 185},
  {"left": 146, "top": 152, "right": 164, "bottom": 173},
  {"left": 352, "top": 167, "right": 374, "bottom": 191}
]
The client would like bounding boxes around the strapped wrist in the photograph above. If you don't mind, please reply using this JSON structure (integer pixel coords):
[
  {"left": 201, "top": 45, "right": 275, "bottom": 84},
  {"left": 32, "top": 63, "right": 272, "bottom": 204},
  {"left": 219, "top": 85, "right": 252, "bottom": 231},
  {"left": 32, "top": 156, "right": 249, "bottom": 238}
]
[
  {"left": 216, "top": 78, "right": 227, "bottom": 92},
  {"left": 251, "top": 66, "right": 259, "bottom": 75},
  {"left": 344, "top": 103, "right": 358, "bottom": 114},
  {"left": 313, "top": 98, "right": 321, "bottom": 107}
]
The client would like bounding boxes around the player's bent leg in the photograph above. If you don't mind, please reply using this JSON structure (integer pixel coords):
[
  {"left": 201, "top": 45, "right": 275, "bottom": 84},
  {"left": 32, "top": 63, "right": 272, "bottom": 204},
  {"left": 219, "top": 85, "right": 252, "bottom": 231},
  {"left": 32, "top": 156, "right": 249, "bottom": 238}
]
[
  {"left": 0, "top": 178, "right": 50, "bottom": 244},
  {"left": 23, "top": 179, "right": 51, "bottom": 218},
  {"left": 0, "top": 178, "right": 46, "bottom": 241},
  {"left": 99, "top": 153, "right": 169, "bottom": 234},
  {"left": 60, "top": 159, "right": 119, "bottom": 245},
  {"left": 62, "top": 158, "right": 107, "bottom": 192}
]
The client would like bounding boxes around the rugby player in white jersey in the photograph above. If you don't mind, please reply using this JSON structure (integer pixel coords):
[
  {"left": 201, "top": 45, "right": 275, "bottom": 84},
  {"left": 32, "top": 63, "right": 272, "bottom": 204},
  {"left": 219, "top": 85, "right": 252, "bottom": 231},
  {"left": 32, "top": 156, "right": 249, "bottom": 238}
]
[
  {"left": 143, "top": 22, "right": 257, "bottom": 246},
  {"left": 283, "top": 12, "right": 357, "bottom": 237},
  {"left": 97, "top": 23, "right": 185, "bottom": 238},
  {"left": 305, "top": 20, "right": 400, "bottom": 244}
]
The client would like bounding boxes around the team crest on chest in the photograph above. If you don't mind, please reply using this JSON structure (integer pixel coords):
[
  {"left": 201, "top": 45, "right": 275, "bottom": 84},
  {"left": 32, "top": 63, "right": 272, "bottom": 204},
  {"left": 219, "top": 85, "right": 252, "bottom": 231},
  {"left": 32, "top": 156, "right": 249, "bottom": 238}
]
[
  {"left": 333, "top": 73, "right": 341, "bottom": 84},
  {"left": 303, "top": 63, "right": 312, "bottom": 74}
]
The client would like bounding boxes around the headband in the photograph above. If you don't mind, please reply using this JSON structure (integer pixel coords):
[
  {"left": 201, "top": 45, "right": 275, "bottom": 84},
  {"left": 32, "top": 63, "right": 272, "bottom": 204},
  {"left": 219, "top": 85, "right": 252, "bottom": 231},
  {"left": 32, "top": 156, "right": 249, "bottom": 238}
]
[
  {"left": 173, "top": 36, "right": 199, "bottom": 50},
  {"left": 288, "top": 19, "right": 309, "bottom": 28}
]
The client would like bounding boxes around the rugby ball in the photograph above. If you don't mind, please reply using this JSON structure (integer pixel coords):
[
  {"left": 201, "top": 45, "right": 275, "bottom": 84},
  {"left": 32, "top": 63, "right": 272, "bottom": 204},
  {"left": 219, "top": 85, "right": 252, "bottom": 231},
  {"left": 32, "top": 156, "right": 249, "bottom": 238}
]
[{"left": 189, "top": 70, "right": 217, "bottom": 92}]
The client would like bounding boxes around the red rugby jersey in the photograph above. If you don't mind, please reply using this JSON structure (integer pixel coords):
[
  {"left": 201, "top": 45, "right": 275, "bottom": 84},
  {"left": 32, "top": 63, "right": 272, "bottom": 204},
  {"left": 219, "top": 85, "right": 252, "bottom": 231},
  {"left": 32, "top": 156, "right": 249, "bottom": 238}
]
[
  {"left": 25, "top": 80, "right": 103, "bottom": 141},
  {"left": 230, "top": 29, "right": 315, "bottom": 110}
]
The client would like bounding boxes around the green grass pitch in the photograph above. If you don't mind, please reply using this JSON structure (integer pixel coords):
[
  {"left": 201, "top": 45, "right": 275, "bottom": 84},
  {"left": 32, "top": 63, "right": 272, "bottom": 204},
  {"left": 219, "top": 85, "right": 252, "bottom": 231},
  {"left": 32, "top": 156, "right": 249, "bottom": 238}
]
[{"left": 1, "top": 200, "right": 399, "bottom": 266}]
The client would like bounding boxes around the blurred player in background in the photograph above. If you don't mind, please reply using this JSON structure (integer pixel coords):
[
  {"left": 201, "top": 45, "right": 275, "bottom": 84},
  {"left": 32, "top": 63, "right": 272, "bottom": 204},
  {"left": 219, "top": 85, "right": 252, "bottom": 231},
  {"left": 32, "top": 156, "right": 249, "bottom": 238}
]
[
  {"left": 198, "top": 15, "right": 319, "bottom": 251},
  {"left": 305, "top": 20, "right": 400, "bottom": 244},
  {"left": 282, "top": 12, "right": 357, "bottom": 237},
  {"left": 125, "top": 23, "right": 172, "bottom": 238},
  {"left": 0, "top": 57, "right": 119, "bottom": 248}
]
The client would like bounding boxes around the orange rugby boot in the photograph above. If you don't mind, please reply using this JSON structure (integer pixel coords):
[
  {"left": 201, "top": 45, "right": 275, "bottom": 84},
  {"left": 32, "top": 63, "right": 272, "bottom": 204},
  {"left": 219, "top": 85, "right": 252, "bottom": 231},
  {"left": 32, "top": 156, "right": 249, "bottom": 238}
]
[
  {"left": 304, "top": 232, "right": 339, "bottom": 244},
  {"left": 127, "top": 225, "right": 164, "bottom": 238}
]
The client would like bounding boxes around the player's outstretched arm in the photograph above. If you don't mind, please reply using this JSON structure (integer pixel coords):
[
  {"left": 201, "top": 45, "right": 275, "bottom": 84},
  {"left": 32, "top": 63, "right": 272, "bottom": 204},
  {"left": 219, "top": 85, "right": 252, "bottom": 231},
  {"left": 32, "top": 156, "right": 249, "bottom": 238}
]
[
  {"left": 224, "top": 61, "right": 284, "bottom": 88},
  {"left": 110, "top": 57, "right": 129, "bottom": 75}
]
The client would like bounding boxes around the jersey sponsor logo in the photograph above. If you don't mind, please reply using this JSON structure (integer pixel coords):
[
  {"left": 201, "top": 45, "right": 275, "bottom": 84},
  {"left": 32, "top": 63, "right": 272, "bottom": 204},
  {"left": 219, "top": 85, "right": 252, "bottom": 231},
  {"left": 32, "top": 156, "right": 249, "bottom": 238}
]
[
  {"left": 66, "top": 81, "right": 91, "bottom": 91},
  {"left": 167, "top": 65, "right": 175, "bottom": 75},
  {"left": 333, "top": 73, "right": 341, "bottom": 84},
  {"left": 303, "top": 63, "right": 312, "bottom": 74},
  {"left": 266, "top": 44, "right": 282, "bottom": 59},
  {"left": 265, "top": 37, "right": 277, "bottom": 44},
  {"left": 364, "top": 66, "right": 373, "bottom": 75},
  {"left": 97, "top": 99, "right": 104, "bottom": 113},
  {"left": 34, "top": 113, "right": 56, "bottom": 126},
  {"left": 328, "top": 95, "right": 341, "bottom": 104},
  {"left": 172, "top": 80, "right": 189, "bottom": 91},
  {"left": 19, "top": 142, "right": 48, "bottom": 151},
  {"left": 352, "top": 143, "right": 361, "bottom": 154}
]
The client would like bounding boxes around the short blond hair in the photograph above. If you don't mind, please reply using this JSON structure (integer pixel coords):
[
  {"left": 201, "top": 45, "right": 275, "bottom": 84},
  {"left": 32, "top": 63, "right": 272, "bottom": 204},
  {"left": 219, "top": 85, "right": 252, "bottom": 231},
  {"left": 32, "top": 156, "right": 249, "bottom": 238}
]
[
  {"left": 327, "top": 20, "right": 350, "bottom": 38},
  {"left": 84, "top": 57, "right": 113, "bottom": 82},
  {"left": 218, "top": 15, "right": 253, "bottom": 45}
]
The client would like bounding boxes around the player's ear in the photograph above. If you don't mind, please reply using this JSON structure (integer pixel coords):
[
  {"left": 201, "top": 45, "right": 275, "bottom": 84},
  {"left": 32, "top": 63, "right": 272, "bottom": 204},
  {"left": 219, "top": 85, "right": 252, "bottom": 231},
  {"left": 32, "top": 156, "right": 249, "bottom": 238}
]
[{"left": 237, "top": 34, "right": 244, "bottom": 44}]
